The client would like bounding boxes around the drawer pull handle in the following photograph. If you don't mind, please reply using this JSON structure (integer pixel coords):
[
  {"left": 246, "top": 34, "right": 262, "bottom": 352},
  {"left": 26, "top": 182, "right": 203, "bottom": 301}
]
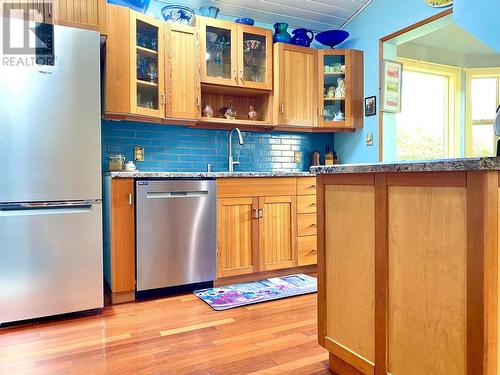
[
  {"left": 309, "top": 223, "right": 317, "bottom": 227},
  {"left": 309, "top": 203, "right": 316, "bottom": 207},
  {"left": 309, "top": 249, "right": 317, "bottom": 254},
  {"left": 309, "top": 185, "right": 317, "bottom": 188}
]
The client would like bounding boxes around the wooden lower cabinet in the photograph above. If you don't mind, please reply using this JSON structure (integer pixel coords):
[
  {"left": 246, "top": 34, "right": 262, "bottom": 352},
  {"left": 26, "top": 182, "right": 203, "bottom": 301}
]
[
  {"left": 259, "top": 196, "right": 296, "bottom": 271},
  {"left": 216, "top": 177, "right": 317, "bottom": 280},
  {"left": 103, "top": 177, "right": 136, "bottom": 304},
  {"left": 217, "top": 197, "right": 258, "bottom": 277}
]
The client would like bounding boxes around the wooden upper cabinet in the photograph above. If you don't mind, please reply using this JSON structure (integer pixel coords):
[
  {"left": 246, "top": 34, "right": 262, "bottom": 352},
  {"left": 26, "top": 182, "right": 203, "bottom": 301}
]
[
  {"left": 198, "top": 17, "right": 272, "bottom": 90},
  {"left": 217, "top": 197, "right": 258, "bottom": 278},
  {"left": 131, "top": 13, "right": 166, "bottom": 118},
  {"left": 318, "top": 49, "right": 364, "bottom": 128},
  {"left": 273, "top": 43, "right": 318, "bottom": 127},
  {"left": 166, "top": 24, "right": 201, "bottom": 119},
  {"left": 53, "top": 0, "right": 108, "bottom": 34},
  {"left": 259, "top": 195, "right": 297, "bottom": 271}
]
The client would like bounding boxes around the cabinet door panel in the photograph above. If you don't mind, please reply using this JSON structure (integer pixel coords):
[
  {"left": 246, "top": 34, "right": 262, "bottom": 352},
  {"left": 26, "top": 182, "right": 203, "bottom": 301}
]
[
  {"left": 298, "top": 236, "right": 317, "bottom": 266},
  {"left": 199, "top": 18, "right": 238, "bottom": 87},
  {"left": 217, "top": 198, "right": 258, "bottom": 277},
  {"left": 54, "top": 0, "right": 107, "bottom": 33},
  {"left": 275, "top": 44, "right": 317, "bottom": 126},
  {"left": 111, "top": 179, "right": 135, "bottom": 293},
  {"left": 237, "top": 25, "right": 272, "bottom": 90},
  {"left": 259, "top": 196, "right": 296, "bottom": 271},
  {"left": 131, "top": 13, "right": 165, "bottom": 118},
  {"left": 166, "top": 24, "right": 200, "bottom": 119}
]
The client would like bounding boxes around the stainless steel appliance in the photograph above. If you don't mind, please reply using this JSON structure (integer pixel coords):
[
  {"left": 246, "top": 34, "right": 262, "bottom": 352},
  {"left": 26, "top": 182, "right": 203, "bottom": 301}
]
[
  {"left": 0, "top": 22, "right": 103, "bottom": 324},
  {"left": 136, "top": 180, "right": 216, "bottom": 291}
]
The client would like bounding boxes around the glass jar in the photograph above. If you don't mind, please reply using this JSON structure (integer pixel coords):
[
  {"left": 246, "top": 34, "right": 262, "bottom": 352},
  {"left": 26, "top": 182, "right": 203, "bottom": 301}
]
[{"left": 108, "top": 153, "right": 125, "bottom": 171}]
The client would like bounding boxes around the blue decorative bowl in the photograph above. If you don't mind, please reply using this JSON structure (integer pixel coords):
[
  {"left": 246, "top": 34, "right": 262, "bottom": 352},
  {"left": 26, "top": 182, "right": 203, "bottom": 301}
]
[
  {"left": 235, "top": 18, "right": 255, "bottom": 26},
  {"left": 199, "top": 6, "right": 220, "bottom": 18},
  {"left": 315, "top": 30, "right": 349, "bottom": 49},
  {"left": 161, "top": 5, "right": 196, "bottom": 26},
  {"left": 108, "top": 0, "right": 150, "bottom": 13}
]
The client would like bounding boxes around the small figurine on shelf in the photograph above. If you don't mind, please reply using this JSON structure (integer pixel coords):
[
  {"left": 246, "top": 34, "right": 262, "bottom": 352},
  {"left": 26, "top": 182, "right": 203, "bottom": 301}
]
[
  {"left": 335, "top": 78, "right": 345, "bottom": 98},
  {"left": 202, "top": 103, "right": 214, "bottom": 118},
  {"left": 333, "top": 110, "right": 345, "bottom": 121},
  {"left": 326, "top": 86, "right": 335, "bottom": 99},
  {"left": 248, "top": 106, "right": 258, "bottom": 121},
  {"left": 224, "top": 102, "right": 236, "bottom": 119}
]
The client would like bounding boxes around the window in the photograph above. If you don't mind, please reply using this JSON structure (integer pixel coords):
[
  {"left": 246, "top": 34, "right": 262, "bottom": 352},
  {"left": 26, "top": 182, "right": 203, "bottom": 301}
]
[
  {"left": 395, "top": 59, "right": 461, "bottom": 161},
  {"left": 466, "top": 68, "right": 500, "bottom": 157}
]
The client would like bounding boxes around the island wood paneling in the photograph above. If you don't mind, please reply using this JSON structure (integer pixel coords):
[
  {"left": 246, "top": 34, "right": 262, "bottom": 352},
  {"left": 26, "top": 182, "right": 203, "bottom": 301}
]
[
  {"left": 318, "top": 170, "right": 500, "bottom": 375},
  {"left": 388, "top": 186, "right": 467, "bottom": 375},
  {"left": 325, "top": 184, "right": 375, "bottom": 367}
]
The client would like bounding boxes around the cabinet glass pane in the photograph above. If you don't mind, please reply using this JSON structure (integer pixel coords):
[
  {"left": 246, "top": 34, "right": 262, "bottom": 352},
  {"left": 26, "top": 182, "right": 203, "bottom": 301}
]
[
  {"left": 136, "top": 20, "right": 159, "bottom": 110},
  {"left": 242, "top": 32, "right": 267, "bottom": 83},
  {"left": 323, "top": 55, "right": 346, "bottom": 122},
  {"left": 206, "top": 26, "right": 232, "bottom": 79}
]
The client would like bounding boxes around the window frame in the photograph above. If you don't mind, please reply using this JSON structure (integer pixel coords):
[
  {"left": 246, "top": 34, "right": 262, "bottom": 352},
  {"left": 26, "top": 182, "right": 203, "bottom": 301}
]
[
  {"left": 465, "top": 67, "right": 500, "bottom": 157},
  {"left": 397, "top": 58, "right": 462, "bottom": 159}
]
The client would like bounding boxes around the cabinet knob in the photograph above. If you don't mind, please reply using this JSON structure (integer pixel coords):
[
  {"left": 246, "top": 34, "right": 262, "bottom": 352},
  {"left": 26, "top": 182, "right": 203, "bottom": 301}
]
[
  {"left": 161, "top": 94, "right": 166, "bottom": 106},
  {"left": 252, "top": 208, "right": 259, "bottom": 219},
  {"left": 258, "top": 208, "right": 264, "bottom": 218},
  {"left": 129, "top": 194, "right": 133, "bottom": 206},
  {"left": 279, "top": 104, "right": 285, "bottom": 114}
]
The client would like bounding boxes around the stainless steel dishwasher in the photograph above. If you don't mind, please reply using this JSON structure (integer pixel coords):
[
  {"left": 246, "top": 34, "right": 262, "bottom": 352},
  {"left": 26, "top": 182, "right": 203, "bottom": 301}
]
[{"left": 136, "top": 179, "right": 216, "bottom": 291}]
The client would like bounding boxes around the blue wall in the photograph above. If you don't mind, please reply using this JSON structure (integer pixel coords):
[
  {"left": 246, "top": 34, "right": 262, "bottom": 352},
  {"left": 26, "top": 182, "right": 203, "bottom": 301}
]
[
  {"left": 102, "top": 120, "right": 333, "bottom": 172},
  {"left": 334, "top": 0, "right": 442, "bottom": 163}
]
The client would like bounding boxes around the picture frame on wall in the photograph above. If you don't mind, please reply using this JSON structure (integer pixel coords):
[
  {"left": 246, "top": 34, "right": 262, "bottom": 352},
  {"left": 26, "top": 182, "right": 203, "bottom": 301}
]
[
  {"left": 365, "top": 96, "right": 376, "bottom": 116},
  {"left": 381, "top": 60, "right": 403, "bottom": 113}
]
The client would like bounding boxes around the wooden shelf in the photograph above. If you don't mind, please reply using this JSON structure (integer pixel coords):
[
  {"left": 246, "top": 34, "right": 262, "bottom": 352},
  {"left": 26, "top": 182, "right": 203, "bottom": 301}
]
[
  {"left": 323, "top": 97, "right": 345, "bottom": 101},
  {"left": 136, "top": 45, "right": 158, "bottom": 55},
  {"left": 197, "top": 117, "right": 271, "bottom": 127},
  {"left": 137, "top": 79, "right": 158, "bottom": 87}
]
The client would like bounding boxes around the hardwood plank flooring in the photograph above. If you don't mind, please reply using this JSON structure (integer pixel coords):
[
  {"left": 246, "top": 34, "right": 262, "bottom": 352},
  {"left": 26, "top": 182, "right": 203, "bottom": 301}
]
[{"left": 0, "top": 293, "right": 330, "bottom": 374}]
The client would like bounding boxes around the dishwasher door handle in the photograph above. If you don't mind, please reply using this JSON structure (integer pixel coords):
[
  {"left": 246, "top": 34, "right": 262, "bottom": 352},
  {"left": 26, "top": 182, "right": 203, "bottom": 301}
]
[{"left": 146, "top": 191, "right": 209, "bottom": 199}]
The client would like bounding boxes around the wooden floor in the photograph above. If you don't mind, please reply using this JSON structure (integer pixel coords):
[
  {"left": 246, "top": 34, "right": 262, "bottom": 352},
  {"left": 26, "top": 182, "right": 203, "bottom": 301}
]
[{"left": 0, "top": 292, "right": 331, "bottom": 374}]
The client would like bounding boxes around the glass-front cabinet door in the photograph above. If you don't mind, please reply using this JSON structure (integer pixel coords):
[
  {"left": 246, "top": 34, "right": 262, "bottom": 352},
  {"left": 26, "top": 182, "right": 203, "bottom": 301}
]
[
  {"left": 131, "top": 13, "right": 165, "bottom": 117},
  {"left": 238, "top": 25, "right": 272, "bottom": 90},
  {"left": 318, "top": 50, "right": 347, "bottom": 127},
  {"left": 199, "top": 18, "right": 238, "bottom": 87}
]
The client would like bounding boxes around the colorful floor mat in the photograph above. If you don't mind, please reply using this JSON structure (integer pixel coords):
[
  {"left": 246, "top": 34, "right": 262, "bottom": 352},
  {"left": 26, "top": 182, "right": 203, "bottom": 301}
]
[{"left": 194, "top": 274, "right": 317, "bottom": 310}]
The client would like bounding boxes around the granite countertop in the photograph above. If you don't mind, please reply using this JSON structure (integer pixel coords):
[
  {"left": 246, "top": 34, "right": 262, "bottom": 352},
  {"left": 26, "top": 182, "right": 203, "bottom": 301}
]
[
  {"left": 106, "top": 171, "right": 315, "bottom": 178},
  {"left": 310, "top": 157, "right": 500, "bottom": 174}
]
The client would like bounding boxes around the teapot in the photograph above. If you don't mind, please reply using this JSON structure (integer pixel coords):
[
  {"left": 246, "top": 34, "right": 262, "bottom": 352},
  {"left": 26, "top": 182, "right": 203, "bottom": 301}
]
[{"left": 290, "top": 28, "right": 314, "bottom": 47}]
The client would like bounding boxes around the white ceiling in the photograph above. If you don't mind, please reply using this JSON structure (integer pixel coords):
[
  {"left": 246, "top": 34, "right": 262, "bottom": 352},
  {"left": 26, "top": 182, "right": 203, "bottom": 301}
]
[
  {"left": 148, "top": 0, "right": 371, "bottom": 31},
  {"left": 398, "top": 23, "right": 500, "bottom": 68}
]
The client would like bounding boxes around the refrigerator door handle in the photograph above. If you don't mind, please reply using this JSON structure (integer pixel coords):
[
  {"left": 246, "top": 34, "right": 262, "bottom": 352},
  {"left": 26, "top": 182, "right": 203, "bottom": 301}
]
[{"left": 0, "top": 202, "right": 94, "bottom": 216}]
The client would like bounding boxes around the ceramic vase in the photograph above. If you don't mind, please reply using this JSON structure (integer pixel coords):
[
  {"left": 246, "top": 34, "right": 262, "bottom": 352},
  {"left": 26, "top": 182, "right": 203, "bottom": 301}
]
[{"left": 273, "top": 22, "right": 291, "bottom": 44}]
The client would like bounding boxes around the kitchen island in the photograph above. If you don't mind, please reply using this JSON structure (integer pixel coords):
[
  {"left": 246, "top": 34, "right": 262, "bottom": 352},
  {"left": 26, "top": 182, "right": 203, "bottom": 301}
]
[{"left": 311, "top": 157, "right": 500, "bottom": 375}]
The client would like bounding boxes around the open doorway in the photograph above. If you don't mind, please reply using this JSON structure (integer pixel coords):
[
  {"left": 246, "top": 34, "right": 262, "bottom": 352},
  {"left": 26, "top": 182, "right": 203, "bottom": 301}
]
[{"left": 379, "top": 11, "right": 500, "bottom": 161}]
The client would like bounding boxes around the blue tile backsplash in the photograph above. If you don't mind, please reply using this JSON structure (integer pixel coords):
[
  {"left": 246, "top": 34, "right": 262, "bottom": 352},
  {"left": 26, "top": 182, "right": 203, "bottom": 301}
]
[{"left": 102, "top": 120, "right": 334, "bottom": 172}]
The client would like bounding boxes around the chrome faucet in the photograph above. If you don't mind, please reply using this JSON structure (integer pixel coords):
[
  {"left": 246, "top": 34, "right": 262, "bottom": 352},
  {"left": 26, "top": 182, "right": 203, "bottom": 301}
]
[{"left": 228, "top": 128, "right": 244, "bottom": 172}]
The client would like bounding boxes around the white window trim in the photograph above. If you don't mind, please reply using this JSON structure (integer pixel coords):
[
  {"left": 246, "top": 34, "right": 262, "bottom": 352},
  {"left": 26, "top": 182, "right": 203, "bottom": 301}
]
[
  {"left": 465, "top": 67, "right": 500, "bottom": 157},
  {"left": 398, "top": 58, "right": 462, "bottom": 158}
]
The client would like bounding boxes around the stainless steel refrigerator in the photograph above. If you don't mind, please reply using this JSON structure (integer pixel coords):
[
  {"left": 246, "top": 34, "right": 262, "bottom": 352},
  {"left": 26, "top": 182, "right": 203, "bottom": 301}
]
[{"left": 0, "top": 22, "right": 103, "bottom": 324}]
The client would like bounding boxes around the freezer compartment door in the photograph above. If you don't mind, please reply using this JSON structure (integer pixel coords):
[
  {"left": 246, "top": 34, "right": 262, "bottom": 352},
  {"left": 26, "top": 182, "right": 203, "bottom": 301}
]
[
  {"left": 0, "top": 22, "right": 101, "bottom": 203},
  {"left": 0, "top": 202, "right": 103, "bottom": 324},
  {"left": 136, "top": 180, "right": 217, "bottom": 291}
]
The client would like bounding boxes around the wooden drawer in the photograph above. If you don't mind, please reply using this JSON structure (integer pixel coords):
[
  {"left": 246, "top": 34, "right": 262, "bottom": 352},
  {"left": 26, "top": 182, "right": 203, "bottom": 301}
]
[
  {"left": 217, "top": 178, "right": 296, "bottom": 198},
  {"left": 297, "top": 195, "right": 317, "bottom": 214},
  {"left": 297, "top": 213, "right": 317, "bottom": 236},
  {"left": 298, "top": 236, "right": 317, "bottom": 266},
  {"left": 297, "top": 177, "right": 317, "bottom": 195}
]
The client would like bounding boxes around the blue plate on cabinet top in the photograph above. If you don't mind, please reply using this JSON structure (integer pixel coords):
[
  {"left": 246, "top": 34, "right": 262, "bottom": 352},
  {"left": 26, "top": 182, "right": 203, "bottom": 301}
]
[
  {"left": 235, "top": 18, "right": 255, "bottom": 26},
  {"left": 315, "top": 30, "right": 349, "bottom": 49}
]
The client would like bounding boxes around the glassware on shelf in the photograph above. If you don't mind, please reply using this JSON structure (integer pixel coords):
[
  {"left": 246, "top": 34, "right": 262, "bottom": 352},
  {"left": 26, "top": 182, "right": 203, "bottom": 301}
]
[
  {"left": 242, "top": 33, "right": 266, "bottom": 83},
  {"left": 248, "top": 106, "right": 258, "bottom": 121},
  {"left": 206, "top": 26, "right": 232, "bottom": 79},
  {"left": 224, "top": 102, "right": 236, "bottom": 119},
  {"left": 202, "top": 104, "right": 214, "bottom": 118}
]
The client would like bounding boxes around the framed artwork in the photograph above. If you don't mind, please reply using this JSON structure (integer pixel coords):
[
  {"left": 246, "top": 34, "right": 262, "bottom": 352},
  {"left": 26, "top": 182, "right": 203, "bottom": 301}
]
[
  {"left": 425, "top": 0, "right": 453, "bottom": 8},
  {"left": 365, "top": 96, "right": 376, "bottom": 116},
  {"left": 381, "top": 60, "right": 402, "bottom": 113}
]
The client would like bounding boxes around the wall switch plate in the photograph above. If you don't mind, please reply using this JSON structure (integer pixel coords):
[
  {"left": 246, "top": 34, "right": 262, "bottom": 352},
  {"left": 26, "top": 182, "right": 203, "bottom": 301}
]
[
  {"left": 294, "top": 151, "right": 302, "bottom": 163},
  {"left": 134, "top": 146, "right": 145, "bottom": 162},
  {"left": 366, "top": 133, "right": 374, "bottom": 147}
]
